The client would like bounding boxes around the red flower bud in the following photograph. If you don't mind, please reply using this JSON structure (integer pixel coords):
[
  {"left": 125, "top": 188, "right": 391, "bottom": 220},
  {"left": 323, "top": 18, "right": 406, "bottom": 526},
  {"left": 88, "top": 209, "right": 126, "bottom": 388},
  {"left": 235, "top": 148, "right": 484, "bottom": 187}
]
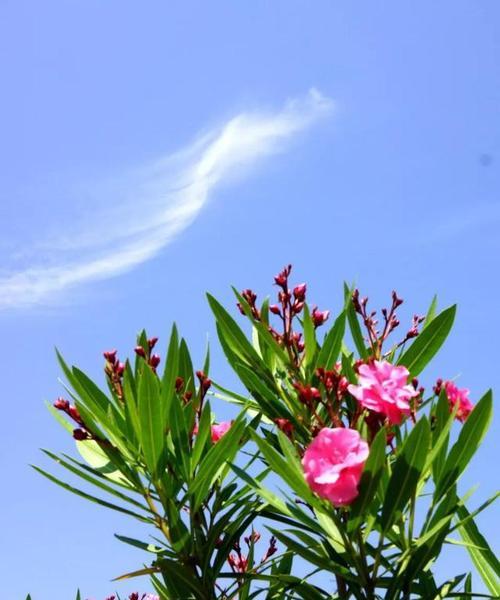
[
  {"left": 115, "top": 362, "right": 125, "bottom": 376},
  {"left": 269, "top": 304, "right": 281, "bottom": 315},
  {"left": 72, "top": 428, "right": 89, "bottom": 441},
  {"left": 149, "top": 354, "right": 161, "bottom": 368},
  {"left": 293, "top": 283, "right": 307, "bottom": 300},
  {"left": 148, "top": 336, "right": 159, "bottom": 349},
  {"left": 175, "top": 376, "right": 184, "bottom": 392},
  {"left": 103, "top": 349, "right": 117, "bottom": 364},
  {"left": 134, "top": 346, "right": 146, "bottom": 358},
  {"left": 274, "top": 418, "right": 294, "bottom": 437},
  {"left": 312, "top": 308, "right": 330, "bottom": 327},
  {"left": 54, "top": 397, "right": 70, "bottom": 411}
]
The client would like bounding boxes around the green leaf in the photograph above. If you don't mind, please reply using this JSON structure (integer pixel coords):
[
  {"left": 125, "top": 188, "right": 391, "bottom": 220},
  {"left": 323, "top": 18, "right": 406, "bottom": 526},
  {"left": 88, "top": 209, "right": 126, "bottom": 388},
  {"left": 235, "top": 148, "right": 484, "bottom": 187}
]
[
  {"left": 435, "top": 391, "right": 493, "bottom": 501},
  {"left": 207, "top": 293, "right": 264, "bottom": 370},
  {"left": 32, "top": 465, "right": 151, "bottom": 522},
  {"left": 348, "top": 427, "right": 387, "bottom": 531},
  {"left": 189, "top": 417, "right": 245, "bottom": 511},
  {"left": 344, "top": 282, "right": 368, "bottom": 358},
  {"left": 160, "top": 324, "right": 179, "bottom": 426},
  {"left": 456, "top": 505, "right": 500, "bottom": 596},
  {"left": 424, "top": 295, "right": 438, "bottom": 329},
  {"left": 316, "top": 311, "right": 346, "bottom": 370},
  {"left": 381, "top": 417, "right": 430, "bottom": 531},
  {"left": 138, "top": 364, "right": 165, "bottom": 476},
  {"left": 302, "top": 304, "right": 317, "bottom": 371},
  {"left": 398, "top": 305, "right": 456, "bottom": 376}
]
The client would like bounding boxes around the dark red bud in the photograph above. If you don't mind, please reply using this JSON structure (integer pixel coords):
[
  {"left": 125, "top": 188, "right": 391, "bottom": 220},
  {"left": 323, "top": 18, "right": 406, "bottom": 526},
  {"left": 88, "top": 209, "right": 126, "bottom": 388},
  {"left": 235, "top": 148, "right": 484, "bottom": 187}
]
[
  {"left": 103, "top": 350, "right": 117, "bottom": 364},
  {"left": 72, "top": 428, "right": 89, "bottom": 441},
  {"left": 175, "top": 376, "right": 184, "bottom": 391},
  {"left": 54, "top": 397, "right": 70, "bottom": 411},
  {"left": 269, "top": 304, "right": 281, "bottom": 315},
  {"left": 134, "top": 346, "right": 146, "bottom": 358},
  {"left": 116, "top": 362, "right": 125, "bottom": 376},
  {"left": 149, "top": 354, "right": 161, "bottom": 368},
  {"left": 148, "top": 336, "right": 159, "bottom": 349}
]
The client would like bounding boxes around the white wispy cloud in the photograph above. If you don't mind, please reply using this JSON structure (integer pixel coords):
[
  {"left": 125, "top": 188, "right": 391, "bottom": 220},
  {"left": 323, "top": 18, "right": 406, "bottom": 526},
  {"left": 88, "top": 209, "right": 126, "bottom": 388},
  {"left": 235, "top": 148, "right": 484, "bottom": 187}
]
[{"left": 0, "top": 89, "right": 333, "bottom": 310}]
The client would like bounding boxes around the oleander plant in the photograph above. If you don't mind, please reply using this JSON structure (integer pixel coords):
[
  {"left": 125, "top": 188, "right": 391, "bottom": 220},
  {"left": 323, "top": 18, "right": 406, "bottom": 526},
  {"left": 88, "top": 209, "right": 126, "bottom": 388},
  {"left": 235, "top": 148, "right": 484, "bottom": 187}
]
[{"left": 30, "top": 266, "right": 499, "bottom": 599}]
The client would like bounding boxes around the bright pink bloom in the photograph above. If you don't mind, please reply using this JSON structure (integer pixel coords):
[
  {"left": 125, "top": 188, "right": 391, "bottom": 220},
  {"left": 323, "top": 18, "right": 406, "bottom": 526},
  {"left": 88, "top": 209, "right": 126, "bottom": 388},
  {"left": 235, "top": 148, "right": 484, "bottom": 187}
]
[
  {"left": 348, "top": 360, "right": 418, "bottom": 425},
  {"left": 302, "top": 428, "right": 369, "bottom": 506},
  {"left": 210, "top": 421, "right": 231, "bottom": 442},
  {"left": 443, "top": 381, "right": 474, "bottom": 422}
]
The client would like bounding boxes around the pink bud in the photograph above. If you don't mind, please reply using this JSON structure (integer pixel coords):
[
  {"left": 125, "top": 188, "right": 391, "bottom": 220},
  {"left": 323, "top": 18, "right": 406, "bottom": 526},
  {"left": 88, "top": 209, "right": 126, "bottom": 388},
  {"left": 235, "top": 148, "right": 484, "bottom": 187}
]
[{"left": 293, "top": 283, "right": 307, "bottom": 301}]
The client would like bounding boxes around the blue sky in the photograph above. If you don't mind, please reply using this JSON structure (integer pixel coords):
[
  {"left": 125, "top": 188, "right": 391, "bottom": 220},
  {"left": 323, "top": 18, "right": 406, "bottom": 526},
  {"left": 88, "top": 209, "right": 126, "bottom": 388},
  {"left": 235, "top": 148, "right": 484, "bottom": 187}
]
[{"left": 0, "top": 1, "right": 499, "bottom": 598}]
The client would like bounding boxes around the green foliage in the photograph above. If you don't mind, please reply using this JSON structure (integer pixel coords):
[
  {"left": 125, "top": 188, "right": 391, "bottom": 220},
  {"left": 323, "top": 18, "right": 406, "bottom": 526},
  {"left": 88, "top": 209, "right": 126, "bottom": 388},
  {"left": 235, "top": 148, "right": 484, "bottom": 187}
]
[{"left": 35, "top": 273, "right": 498, "bottom": 599}]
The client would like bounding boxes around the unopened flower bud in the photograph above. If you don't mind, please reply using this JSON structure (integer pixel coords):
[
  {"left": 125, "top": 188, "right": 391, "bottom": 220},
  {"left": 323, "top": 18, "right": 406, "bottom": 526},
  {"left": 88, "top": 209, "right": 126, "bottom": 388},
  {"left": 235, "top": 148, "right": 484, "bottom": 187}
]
[
  {"left": 293, "top": 283, "right": 307, "bottom": 301},
  {"left": 175, "top": 376, "right": 184, "bottom": 392},
  {"left": 103, "top": 349, "right": 117, "bottom": 364},
  {"left": 72, "top": 428, "right": 89, "bottom": 441},
  {"left": 392, "top": 290, "right": 403, "bottom": 307},
  {"left": 116, "top": 362, "right": 125, "bottom": 376},
  {"left": 134, "top": 346, "right": 146, "bottom": 358},
  {"left": 274, "top": 418, "right": 294, "bottom": 437},
  {"left": 149, "top": 354, "right": 161, "bottom": 368},
  {"left": 54, "top": 397, "right": 69, "bottom": 411},
  {"left": 148, "top": 336, "right": 159, "bottom": 349},
  {"left": 312, "top": 308, "right": 330, "bottom": 327},
  {"left": 269, "top": 304, "right": 281, "bottom": 315}
]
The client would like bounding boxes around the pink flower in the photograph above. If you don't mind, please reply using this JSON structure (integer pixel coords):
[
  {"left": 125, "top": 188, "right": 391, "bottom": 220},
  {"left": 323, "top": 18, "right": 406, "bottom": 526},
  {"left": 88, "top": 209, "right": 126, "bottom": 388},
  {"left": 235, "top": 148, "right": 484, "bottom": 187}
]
[
  {"left": 193, "top": 420, "right": 231, "bottom": 442},
  {"left": 211, "top": 421, "right": 232, "bottom": 442},
  {"left": 302, "top": 428, "right": 369, "bottom": 506},
  {"left": 443, "top": 381, "right": 474, "bottom": 422},
  {"left": 348, "top": 360, "right": 418, "bottom": 425}
]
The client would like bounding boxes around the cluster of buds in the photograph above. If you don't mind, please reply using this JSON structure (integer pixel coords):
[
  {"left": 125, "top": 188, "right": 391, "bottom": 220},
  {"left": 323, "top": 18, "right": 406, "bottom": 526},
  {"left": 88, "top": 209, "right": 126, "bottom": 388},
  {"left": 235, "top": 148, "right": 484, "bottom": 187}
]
[
  {"left": 103, "top": 349, "right": 125, "bottom": 399},
  {"left": 103, "top": 594, "right": 158, "bottom": 600},
  {"left": 228, "top": 541, "right": 249, "bottom": 573},
  {"left": 174, "top": 376, "right": 193, "bottom": 404},
  {"left": 240, "top": 265, "right": 329, "bottom": 368},
  {"left": 53, "top": 397, "right": 92, "bottom": 441},
  {"left": 274, "top": 417, "right": 294, "bottom": 438},
  {"left": 227, "top": 534, "right": 278, "bottom": 574},
  {"left": 352, "top": 289, "right": 425, "bottom": 357},
  {"left": 237, "top": 288, "right": 261, "bottom": 320},
  {"left": 316, "top": 366, "right": 349, "bottom": 398},
  {"left": 134, "top": 337, "right": 161, "bottom": 372}
]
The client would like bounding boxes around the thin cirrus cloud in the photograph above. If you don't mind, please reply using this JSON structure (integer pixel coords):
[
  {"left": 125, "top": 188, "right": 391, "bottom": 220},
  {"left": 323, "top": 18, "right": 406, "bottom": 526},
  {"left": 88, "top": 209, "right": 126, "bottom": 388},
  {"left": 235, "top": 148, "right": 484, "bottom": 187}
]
[{"left": 0, "top": 89, "right": 333, "bottom": 310}]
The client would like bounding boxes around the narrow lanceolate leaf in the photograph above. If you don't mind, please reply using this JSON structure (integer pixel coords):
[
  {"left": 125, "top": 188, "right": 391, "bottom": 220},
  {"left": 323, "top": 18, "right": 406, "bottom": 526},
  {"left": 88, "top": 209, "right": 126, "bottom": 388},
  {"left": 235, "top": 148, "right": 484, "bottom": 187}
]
[
  {"left": 207, "top": 293, "right": 264, "bottom": 369},
  {"left": 189, "top": 417, "right": 246, "bottom": 511},
  {"left": 381, "top": 417, "right": 430, "bottom": 531},
  {"left": 424, "top": 294, "right": 438, "bottom": 329},
  {"left": 160, "top": 323, "right": 179, "bottom": 426},
  {"left": 456, "top": 505, "right": 500, "bottom": 596},
  {"left": 302, "top": 304, "right": 317, "bottom": 371},
  {"left": 138, "top": 363, "right": 165, "bottom": 476},
  {"left": 435, "top": 391, "right": 493, "bottom": 502},
  {"left": 398, "top": 305, "right": 456, "bottom": 376},
  {"left": 344, "top": 283, "right": 368, "bottom": 359},
  {"left": 316, "top": 311, "right": 346, "bottom": 370},
  {"left": 348, "top": 427, "right": 387, "bottom": 531}
]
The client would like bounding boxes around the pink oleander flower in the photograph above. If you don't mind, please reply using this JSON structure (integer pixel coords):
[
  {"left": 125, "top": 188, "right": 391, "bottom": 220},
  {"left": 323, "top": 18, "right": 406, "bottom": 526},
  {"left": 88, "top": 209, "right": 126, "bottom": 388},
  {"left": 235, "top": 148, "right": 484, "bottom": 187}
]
[
  {"left": 302, "top": 428, "right": 369, "bottom": 506},
  {"left": 348, "top": 360, "right": 418, "bottom": 425},
  {"left": 211, "top": 421, "right": 232, "bottom": 442},
  {"left": 443, "top": 380, "right": 474, "bottom": 422}
]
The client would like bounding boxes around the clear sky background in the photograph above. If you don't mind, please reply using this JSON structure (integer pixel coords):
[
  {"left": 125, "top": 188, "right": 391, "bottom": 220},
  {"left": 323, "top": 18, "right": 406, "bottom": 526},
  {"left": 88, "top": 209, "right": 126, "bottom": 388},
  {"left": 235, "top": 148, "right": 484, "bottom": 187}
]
[{"left": 0, "top": 1, "right": 499, "bottom": 598}]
